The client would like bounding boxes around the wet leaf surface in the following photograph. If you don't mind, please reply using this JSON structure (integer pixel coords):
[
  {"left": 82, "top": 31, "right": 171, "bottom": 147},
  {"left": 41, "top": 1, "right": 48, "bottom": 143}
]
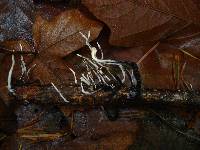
[
  {"left": 82, "top": 0, "right": 189, "bottom": 47},
  {"left": 0, "top": 0, "right": 35, "bottom": 42}
]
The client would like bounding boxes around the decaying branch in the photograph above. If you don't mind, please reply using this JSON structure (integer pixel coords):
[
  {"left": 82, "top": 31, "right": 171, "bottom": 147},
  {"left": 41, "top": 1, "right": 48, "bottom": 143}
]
[
  {"left": 142, "top": 89, "right": 200, "bottom": 106},
  {"left": 7, "top": 31, "right": 200, "bottom": 108},
  {"left": 14, "top": 84, "right": 200, "bottom": 107}
]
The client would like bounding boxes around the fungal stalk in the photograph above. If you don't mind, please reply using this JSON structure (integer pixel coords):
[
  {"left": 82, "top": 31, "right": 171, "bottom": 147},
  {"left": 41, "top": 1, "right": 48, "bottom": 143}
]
[
  {"left": 51, "top": 82, "right": 69, "bottom": 103},
  {"left": 27, "top": 64, "right": 36, "bottom": 78},
  {"left": 68, "top": 67, "right": 78, "bottom": 84},
  {"left": 68, "top": 31, "right": 138, "bottom": 95},
  {"left": 19, "top": 44, "right": 36, "bottom": 80},
  {"left": 79, "top": 31, "right": 126, "bottom": 83},
  {"left": 19, "top": 44, "right": 27, "bottom": 80},
  {"left": 8, "top": 54, "right": 15, "bottom": 94}
]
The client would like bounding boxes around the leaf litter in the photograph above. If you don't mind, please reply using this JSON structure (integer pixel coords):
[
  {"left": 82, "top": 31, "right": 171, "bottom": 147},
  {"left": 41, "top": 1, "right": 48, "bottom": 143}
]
[{"left": 0, "top": 1, "right": 200, "bottom": 149}]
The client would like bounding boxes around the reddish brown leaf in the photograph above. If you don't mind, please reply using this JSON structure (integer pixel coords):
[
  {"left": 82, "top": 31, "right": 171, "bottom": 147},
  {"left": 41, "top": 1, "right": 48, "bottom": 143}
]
[
  {"left": 33, "top": 9, "right": 103, "bottom": 57},
  {"left": 166, "top": 24, "right": 200, "bottom": 58},
  {"left": 108, "top": 42, "right": 200, "bottom": 90},
  {"left": 82, "top": 0, "right": 199, "bottom": 47},
  {"left": 30, "top": 9, "right": 103, "bottom": 84},
  {"left": 135, "top": 0, "right": 200, "bottom": 24},
  {"left": 0, "top": 40, "right": 35, "bottom": 54}
]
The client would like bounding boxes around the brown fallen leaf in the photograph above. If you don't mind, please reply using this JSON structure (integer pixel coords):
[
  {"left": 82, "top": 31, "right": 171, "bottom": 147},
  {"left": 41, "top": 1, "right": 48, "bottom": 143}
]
[
  {"left": 0, "top": 0, "right": 35, "bottom": 42},
  {"left": 30, "top": 9, "right": 103, "bottom": 84},
  {"left": 0, "top": 40, "right": 36, "bottom": 54},
  {"left": 34, "top": 3, "right": 67, "bottom": 21},
  {"left": 90, "top": 18, "right": 199, "bottom": 90},
  {"left": 165, "top": 24, "right": 200, "bottom": 58},
  {"left": 108, "top": 42, "right": 200, "bottom": 90},
  {"left": 61, "top": 109, "right": 139, "bottom": 150},
  {"left": 135, "top": 0, "right": 200, "bottom": 24},
  {"left": 82, "top": 0, "right": 200, "bottom": 48}
]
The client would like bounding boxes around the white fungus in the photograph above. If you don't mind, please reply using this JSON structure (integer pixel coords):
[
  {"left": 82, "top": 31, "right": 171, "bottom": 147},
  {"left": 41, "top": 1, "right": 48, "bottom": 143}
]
[
  {"left": 68, "top": 31, "right": 136, "bottom": 95},
  {"left": 51, "top": 82, "right": 69, "bottom": 103},
  {"left": 8, "top": 54, "right": 15, "bottom": 94},
  {"left": 68, "top": 67, "right": 78, "bottom": 84},
  {"left": 19, "top": 44, "right": 27, "bottom": 80}
]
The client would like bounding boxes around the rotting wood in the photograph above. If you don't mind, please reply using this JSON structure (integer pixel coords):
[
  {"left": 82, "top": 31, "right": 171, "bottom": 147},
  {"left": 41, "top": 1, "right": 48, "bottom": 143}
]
[{"left": 14, "top": 85, "right": 200, "bottom": 107}]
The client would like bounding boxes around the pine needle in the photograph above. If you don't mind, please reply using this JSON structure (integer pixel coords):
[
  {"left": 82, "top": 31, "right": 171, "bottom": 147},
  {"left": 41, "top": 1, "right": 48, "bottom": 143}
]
[
  {"left": 137, "top": 42, "right": 160, "bottom": 65},
  {"left": 179, "top": 49, "right": 200, "bottom": 61}
]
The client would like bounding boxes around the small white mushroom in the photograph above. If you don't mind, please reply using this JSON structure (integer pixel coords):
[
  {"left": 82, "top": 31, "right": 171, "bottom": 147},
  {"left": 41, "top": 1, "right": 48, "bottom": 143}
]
[{"left": 68, "top": 67, "right": 78, "bottom": 84}]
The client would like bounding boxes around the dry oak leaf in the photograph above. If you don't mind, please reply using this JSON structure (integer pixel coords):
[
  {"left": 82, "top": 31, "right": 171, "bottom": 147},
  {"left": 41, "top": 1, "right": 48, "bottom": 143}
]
[
  {"left": 82, "top": 0, "right": 200, "bottom": 47},
  {"left": 30, "top": 9, "right": 103, "bottom": 85}
]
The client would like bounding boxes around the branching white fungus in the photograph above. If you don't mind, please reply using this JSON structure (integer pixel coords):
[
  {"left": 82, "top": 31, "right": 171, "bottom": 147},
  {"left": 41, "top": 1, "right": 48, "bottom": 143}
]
[{"left": 68, "top": 31, "right": 134, "bottom": 95}]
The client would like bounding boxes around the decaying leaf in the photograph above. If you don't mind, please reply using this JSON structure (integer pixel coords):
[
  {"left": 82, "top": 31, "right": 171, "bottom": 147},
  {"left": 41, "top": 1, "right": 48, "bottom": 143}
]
[
  {"left": 31, "top": 9, "right": 103, "bottom": 84},
  {"left": 33, "top": 9, "right": 103, "bottom": 57},
  {"left": 82, "top": 0, "right": 200, "bottom": 47},
  {"left": 0, "top": 40, "right": 35, "bottom": 54},
  {"left": 0, "top": 0, "right": 35, "bottom": 42},
  {"left": 108, "top": 42, "right": 200, "bottom": 90},
  {"left": 135, "top": 0, "right": 200, "bottom": 24}
]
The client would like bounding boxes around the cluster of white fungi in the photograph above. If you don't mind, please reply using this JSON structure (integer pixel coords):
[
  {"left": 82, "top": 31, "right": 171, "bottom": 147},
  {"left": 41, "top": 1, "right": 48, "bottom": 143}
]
[{"left": 8, "top": 31, "right": 137, "bottom": 103}]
